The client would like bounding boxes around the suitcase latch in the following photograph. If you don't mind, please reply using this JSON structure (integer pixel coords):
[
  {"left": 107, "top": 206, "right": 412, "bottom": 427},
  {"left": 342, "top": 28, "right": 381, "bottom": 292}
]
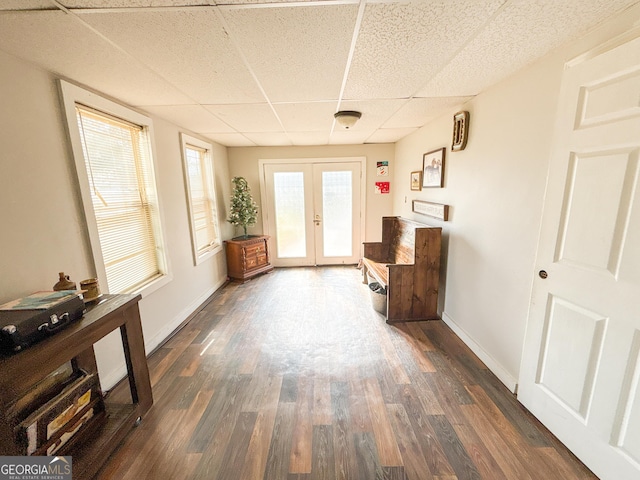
[
  {"left": 39, "top": 313, "right": 70, "bottom": 332},
  {"left": 2, "top": 325, "right": 16, "bottom": 335}
]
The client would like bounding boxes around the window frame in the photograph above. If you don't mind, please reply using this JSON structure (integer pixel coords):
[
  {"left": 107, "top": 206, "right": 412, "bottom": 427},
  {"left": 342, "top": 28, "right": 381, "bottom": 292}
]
[
  {"left": 59, "top": 80, "right": 172, "bottom": 297},
  {"left": 180, "top": 133, "right": 222, "bottom": 265}
]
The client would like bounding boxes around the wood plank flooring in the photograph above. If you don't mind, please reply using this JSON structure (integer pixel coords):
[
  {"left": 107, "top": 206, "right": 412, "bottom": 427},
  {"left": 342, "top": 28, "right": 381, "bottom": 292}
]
[{"left": 97, "top": 266, "right": 597, "bottom": 480}]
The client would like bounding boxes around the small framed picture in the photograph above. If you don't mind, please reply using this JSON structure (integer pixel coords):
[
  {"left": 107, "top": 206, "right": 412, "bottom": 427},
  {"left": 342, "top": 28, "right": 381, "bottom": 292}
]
[
  {"left": 422, "top": 147, "right": 445, "bottom": 188},
  {"left": 410, "top": 171, "right": 422, "bottom": 191},
  {"left": 413, "top": 200, "right": 449, "bottom": 221}
]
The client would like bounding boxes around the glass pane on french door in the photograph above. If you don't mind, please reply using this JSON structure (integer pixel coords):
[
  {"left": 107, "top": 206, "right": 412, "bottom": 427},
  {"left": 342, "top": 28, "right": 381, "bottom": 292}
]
[
  {"left": 263, "top": 163, "right": 315, "bottom": 266},
  {"left": 313, "top": 162, "right": 360, "bottom": 265},
  {"left": 273, "top": 172, "right": 306, "bottom": 258},
  {"left": 321, "top": 171, "right": 352, "bottom": 257}
]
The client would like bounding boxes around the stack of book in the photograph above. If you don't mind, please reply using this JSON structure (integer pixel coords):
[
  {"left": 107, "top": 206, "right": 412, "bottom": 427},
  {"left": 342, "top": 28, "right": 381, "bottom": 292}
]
[{"left": 11, "top": 366, "right": 105, "bottom": 456}]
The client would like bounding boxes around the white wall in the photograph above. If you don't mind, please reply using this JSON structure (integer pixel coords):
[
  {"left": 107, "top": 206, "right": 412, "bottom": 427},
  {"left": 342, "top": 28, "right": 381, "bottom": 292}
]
[
  {"left": 392, "top": 5, "right": 640, "bottom": 391},
  {"left": 227, "top": 144, "right": 395, "bottom": 242},
  {"left": 0, "top": 50, "right": 233, "bottom": 389}
]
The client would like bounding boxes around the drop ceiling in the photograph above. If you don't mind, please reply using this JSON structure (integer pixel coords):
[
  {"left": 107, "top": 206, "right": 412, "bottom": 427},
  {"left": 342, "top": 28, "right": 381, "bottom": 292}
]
[{"left": 0, "top": 0, "right": 637, "bottom": 147}]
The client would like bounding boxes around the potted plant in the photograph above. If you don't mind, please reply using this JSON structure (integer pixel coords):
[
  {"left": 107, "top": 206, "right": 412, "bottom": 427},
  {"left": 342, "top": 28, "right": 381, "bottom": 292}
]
[{"left": 228, "top": 176, "right": 258, "bottom": 239}]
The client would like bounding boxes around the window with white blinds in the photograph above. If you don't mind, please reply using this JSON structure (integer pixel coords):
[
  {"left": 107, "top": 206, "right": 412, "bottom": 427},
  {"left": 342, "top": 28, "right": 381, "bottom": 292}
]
[
  {"left": 180, "top": 134, "right": 221, "bottom": 264},
  {"left": 74, "top": 104, "right": 165, "bottom": 293}
]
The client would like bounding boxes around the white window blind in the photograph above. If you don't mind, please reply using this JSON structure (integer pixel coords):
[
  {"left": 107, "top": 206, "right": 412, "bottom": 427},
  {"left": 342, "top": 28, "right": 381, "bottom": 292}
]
[
  {"left": 76, "top": 105, "right": 162, "bottom": 293},
  {"left": 184, "top": 143, "right": 220, "bottom": 259}
]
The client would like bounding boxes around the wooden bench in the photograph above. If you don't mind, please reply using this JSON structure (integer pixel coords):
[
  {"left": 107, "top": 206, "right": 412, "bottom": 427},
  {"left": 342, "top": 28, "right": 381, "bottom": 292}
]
[{"left": 362, "top": 216, "right": 441, "bottom": 322}]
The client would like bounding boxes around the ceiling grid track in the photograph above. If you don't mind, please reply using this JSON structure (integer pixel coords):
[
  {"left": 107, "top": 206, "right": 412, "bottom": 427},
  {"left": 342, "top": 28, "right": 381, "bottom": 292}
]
[
  {"left": 331, "top": 0, "right": 367, "bottom": 140},
  {"left": 362, "top": 0, "right": 512, "bottom": 144},
  {"left": 49, "top": 0, "right": 256, "bottom": 144},
  {"left": 212, "top": 5, "right": 290, "bottom": 145}
]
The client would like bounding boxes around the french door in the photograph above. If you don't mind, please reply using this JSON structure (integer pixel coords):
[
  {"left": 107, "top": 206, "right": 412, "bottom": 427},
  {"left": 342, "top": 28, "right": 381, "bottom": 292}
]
[{"left": 261, "top": 160, "right": 363, "bottom": 267}]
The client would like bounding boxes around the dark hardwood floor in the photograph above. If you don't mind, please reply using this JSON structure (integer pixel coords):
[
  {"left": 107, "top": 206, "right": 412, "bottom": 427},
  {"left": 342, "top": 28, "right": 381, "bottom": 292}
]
[{"left": 97, "top": 266, "right": 597, "bottom": 480}]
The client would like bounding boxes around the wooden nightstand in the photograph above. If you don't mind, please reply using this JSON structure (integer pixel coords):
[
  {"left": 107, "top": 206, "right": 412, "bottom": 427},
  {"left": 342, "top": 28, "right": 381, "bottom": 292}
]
[{"left": 224, "top": 235, "right": 274, "bottom": 282}]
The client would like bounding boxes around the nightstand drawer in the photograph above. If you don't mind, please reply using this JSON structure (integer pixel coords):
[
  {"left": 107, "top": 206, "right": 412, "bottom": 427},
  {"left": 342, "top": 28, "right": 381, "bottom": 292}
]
[
  {"left": 244, "top": 243, "right": 266, "bottom": 257},
  {"left": 255, "top": 253, "right": 268, "bottom": 266},
  {"left": 244, "top": 256, "right": 258, "bottom": 269},
  {"left": 244, "top": 252, "right": 268, "bottom": 270}
]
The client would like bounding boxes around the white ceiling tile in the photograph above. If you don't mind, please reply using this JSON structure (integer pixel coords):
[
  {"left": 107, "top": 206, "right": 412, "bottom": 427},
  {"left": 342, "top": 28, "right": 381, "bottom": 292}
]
[
  {"left": 243, "top": 132, "right": 293, "bottom": 146},
  {"left": 343, "top": 0, "right": 505, "bottom": 100},
  {"left": 0, "top": 10, "right": 193, "bottom": 105},
  {"left": 202, "top": 133, "right": 256, "bottom": 147},
  {"left": 79, "top": 9, "right": 265, "bottom": 104},
  {"left": 417, "top": 0, "right": 640, "bottom": 97},
  {"left": 141, "top": 105, "right": 235, "bottom": 133},
  {"left": 222, "top": 3, "right": 358, "bottom": 102},
  {"left": 288, "top": 131, "right": 331, "bottom": 146},
  {"left": 366, "top": 127, "right": 418, "bottom": 144},
  {"left": 383, "top": 97, "right": 473, "bottom": 128},
  {"left": 204, "top": 104, "right": 282, "bottom": 132},
  {"left": 329, "top": 129, "right": 374, "bottom": 145},
  {"left": 337, "top": 99, "right": 406, "bottom": 131},
  {"left": 273, "top": 102, "right": 338, "bottom": 132},
  {"left": 0, "top": 1, "right": 54, "bottom": 10}
]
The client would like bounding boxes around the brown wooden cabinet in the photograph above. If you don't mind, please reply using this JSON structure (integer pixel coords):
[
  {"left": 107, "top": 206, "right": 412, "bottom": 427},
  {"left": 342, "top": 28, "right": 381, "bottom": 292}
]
[
  {"left": 0, "top": 294, "right": 152, "bottom": 479},
  {"left": 225, "top": 235, "right": 274, "bottom": 282}
]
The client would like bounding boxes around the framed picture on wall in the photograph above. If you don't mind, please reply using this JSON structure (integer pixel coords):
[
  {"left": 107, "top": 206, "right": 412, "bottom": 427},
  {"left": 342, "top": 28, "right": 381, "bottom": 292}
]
[
  {"left": 413, "top": 200, "right": 449, "bottom": 221},
  {"left": 422, "top": 147, "right": 445, "bottom": 188},
  {"left": 410, "top": 171, "right": 422, "bottom": 191}
]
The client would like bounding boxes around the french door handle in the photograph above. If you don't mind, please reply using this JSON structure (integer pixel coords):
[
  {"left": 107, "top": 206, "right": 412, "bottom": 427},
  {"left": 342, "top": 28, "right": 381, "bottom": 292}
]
[{"left": 314, "top": 214, "right": 321, "bottom": 226}]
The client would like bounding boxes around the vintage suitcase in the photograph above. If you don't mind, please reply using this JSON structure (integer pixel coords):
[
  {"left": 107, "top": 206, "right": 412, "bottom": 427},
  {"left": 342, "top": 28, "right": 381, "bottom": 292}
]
[{"left": 0, "top": 292, "right": 85, "bottom": 353}]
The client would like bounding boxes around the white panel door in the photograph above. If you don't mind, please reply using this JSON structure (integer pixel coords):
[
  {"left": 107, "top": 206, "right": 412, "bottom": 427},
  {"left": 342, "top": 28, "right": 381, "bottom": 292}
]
[
  {"left": 262, "top": 161, "right": 362, "bottom": 267},
  {"left": 519, "top": 35, "right": 640, "bottom": 480}
]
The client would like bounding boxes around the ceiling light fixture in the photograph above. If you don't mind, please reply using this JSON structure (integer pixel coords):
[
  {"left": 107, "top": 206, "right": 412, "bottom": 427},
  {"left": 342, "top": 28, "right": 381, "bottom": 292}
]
[{"left": 334, "top": 110, "right": 362, "bottom": 129}]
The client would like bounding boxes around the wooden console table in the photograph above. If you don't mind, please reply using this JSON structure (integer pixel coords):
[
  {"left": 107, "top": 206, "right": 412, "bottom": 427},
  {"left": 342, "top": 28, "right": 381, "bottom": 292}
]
[{"left": 0, "top": 294, "right": 152, "bottom": 479}]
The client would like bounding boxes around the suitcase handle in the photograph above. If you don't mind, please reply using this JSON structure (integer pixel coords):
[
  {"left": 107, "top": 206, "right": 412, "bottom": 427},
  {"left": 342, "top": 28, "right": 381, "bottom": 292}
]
[{"left": 37, "top": 312, "right": 70, "bottom": 332}]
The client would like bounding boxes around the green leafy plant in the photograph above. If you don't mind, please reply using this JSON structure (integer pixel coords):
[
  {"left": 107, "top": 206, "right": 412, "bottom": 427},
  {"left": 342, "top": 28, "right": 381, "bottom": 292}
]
[{"left": 228, "top": 176, "right": 258, "bottom": 238}]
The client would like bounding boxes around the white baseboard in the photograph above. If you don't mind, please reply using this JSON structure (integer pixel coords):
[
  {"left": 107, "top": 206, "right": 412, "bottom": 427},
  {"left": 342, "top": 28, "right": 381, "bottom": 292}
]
[
  {"left": 145, "top": 277, "right": 226, "bottom": 354},
  {"left": 100, "top": 364, "right": 128, "bottom": 392},
  {"left": 100, "top": 278, "right": 226, "bottom": 391},
  {"left": 441, "top": 312, "right": 518, "bottom": 393}
]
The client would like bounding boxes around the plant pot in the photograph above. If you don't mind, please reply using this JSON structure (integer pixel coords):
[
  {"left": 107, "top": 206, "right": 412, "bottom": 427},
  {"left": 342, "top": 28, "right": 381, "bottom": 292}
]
[{"left": 231, "top": 234, "right": 261, "bottom": 241}]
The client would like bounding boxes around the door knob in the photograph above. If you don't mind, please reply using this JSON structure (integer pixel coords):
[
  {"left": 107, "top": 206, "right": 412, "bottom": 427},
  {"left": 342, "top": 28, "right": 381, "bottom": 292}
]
[{"left": 539, "top": 270, "right": 548, "bottom": 279}]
